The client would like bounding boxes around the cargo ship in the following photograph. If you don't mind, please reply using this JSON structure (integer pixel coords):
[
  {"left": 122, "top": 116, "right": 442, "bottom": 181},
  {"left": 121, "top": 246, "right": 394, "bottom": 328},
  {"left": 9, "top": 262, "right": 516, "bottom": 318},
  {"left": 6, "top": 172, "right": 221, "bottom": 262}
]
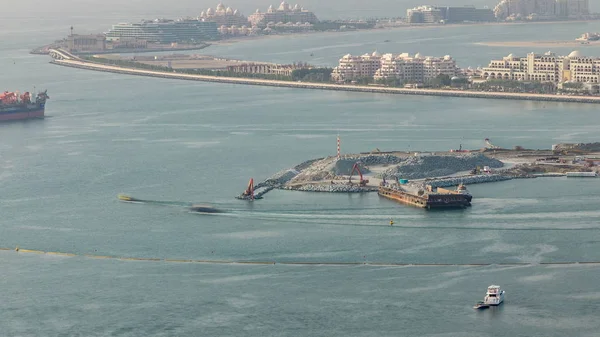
[
  {"left": 0, "top": 90, "right": 49, "bottom": 122},
  {"left": 378, "top": 182, "right": 471, "bottom": 209}
]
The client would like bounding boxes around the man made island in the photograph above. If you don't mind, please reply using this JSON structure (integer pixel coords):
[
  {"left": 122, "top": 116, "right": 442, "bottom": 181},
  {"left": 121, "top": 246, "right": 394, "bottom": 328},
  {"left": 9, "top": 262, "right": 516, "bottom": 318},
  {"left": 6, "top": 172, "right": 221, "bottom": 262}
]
[{"left": 235, "top": 141, "right": 600, "bottom": 209}]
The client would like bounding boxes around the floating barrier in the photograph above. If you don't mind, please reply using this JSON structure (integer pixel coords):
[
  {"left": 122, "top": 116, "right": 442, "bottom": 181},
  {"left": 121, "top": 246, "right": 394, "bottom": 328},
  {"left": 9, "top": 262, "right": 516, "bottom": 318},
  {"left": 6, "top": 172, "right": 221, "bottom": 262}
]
[{"left": 4, "top": 246, "right": 600, "bottom": 267}]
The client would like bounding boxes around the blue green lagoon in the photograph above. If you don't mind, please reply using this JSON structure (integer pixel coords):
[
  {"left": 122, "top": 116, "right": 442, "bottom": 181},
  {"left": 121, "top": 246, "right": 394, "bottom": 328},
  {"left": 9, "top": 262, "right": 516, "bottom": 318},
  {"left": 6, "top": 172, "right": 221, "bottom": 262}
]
[{"left": 2, "top": 4, "right": 600, "bottom": 336}]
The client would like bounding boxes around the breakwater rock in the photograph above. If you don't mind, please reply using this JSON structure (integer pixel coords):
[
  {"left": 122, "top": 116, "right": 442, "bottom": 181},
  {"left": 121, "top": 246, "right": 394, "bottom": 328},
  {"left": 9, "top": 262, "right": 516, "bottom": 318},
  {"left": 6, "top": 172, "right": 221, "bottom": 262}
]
[
  {"left": 423, "top": 174, "right": 513, "bottom": 188},
  {"left": 552, "top": 142, "right": 600, "bottom": 153},
  {"left": 282, "top": 184, "right": 377, "bottom": 193},
  {"left": 376, "top": 154, "right": 503, "bottom": 180}
]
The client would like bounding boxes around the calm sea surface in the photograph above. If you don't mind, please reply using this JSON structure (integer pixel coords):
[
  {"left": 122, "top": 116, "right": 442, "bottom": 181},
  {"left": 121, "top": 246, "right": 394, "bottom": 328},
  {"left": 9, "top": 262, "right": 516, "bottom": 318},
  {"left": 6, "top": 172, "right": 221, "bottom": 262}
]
[{"left": 2, "top": 4, "right": 600, "bottom": 336}]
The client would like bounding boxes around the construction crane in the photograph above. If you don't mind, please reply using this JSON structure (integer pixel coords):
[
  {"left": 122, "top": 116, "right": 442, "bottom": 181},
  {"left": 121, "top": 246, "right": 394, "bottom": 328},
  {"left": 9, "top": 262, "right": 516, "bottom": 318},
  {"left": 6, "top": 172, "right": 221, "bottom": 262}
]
[
  {"left": 485, "top": 138, "right": 501, "bottom": 150},
  {"left": 349, "top": 163, "right": 369, "bottom": 187},
  {"left": 241, "top": 178, "right": 255, "bottom": 200}
]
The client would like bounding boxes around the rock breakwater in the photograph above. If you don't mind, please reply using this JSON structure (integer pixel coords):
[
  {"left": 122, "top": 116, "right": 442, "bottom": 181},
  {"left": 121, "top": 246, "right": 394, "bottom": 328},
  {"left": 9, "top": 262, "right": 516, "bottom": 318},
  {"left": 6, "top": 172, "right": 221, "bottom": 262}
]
[{"left": 282, "top": 183, "right": 377, "bottom": 193}]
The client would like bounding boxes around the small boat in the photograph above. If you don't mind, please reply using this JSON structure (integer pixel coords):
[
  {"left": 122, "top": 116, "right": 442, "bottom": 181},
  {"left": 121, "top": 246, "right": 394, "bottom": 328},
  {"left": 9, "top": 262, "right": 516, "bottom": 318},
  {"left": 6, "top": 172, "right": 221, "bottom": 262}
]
[
  {"left": 483, "top": 285, "right": 505, "bottom": 306},
  {"left": 189, "top": 204, "right": 222, "bottom": 213},
  {"left": 118, "top": 194, "right": 142, "bottom": 202},
  {"left": 473, "top": 301, "right": 489, "bottom": 310}
]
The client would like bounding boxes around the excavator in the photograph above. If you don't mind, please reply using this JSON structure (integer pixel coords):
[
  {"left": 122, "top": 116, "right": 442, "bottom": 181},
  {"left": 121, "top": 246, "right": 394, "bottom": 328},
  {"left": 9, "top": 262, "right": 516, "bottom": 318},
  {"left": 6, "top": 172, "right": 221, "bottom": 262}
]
[{"left": 349, "top": 163, "right": 369, "bottom": 187}]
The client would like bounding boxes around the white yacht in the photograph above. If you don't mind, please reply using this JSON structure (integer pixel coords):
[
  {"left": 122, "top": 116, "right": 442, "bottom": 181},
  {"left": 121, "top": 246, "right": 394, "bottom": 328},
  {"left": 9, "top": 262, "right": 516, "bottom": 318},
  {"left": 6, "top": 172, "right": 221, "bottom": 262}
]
[{"left": 483, "top": 285, "right": 505, "bottom": 306}]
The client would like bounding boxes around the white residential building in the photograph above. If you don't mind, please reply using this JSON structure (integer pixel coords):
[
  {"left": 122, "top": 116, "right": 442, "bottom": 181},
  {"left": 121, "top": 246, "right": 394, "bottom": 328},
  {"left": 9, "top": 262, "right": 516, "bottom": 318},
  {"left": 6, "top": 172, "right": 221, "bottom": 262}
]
[
  {"left": 493, "top": 0, "right": 589, "bottom": 20},
  {"left": 332, "top": 52, "right": 459, "bottom": 83},
  {"left": 331, "top": 51, "right": 382, "bottom": 81}
]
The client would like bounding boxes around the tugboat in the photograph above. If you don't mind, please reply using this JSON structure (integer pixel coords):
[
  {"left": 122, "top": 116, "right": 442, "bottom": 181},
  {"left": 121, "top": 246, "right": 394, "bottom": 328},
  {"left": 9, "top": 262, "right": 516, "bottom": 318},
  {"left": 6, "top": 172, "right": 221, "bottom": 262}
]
[{"left": 456, "top": 183, "right": 472, "bottom": 203}]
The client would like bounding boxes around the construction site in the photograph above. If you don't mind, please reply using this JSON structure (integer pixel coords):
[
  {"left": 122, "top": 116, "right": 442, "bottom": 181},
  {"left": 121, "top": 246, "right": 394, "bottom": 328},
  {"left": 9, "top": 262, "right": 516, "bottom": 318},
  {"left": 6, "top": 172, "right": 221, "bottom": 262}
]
[{"left": 235, "top": 138, "right": 600, "bottom": 208}]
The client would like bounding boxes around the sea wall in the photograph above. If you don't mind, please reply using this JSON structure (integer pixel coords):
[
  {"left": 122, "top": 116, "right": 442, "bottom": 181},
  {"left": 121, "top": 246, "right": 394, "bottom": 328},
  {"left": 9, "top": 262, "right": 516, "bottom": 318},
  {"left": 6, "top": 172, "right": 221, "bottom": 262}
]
[
  {"left": 281, "top": 184, "right": 378, "bottom": 193},
  {"left": 423, "top": 174, "right": 513, "bottom": 188},
  {"left": 50, "top": 59, "right": 600, "bottom": 104}
]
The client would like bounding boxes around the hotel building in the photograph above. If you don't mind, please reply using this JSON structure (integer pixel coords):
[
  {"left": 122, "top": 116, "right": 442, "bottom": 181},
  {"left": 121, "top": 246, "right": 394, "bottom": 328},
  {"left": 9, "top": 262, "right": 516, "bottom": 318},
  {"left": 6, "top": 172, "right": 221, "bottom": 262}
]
[
  {"left": 481, "top": 50, "right": 600, "bottom": 83},
  {"left": 248, "top": 2, "right": 319, "bottom": 27},
  {"left": 105, "top": 19, "right": 219, "bottom": 43},
  {"left": 331, "top": 52, "right": 459, "bottom": 83},
  {"left": 199, "top": 3, "right": 249, "bottom": 27}
]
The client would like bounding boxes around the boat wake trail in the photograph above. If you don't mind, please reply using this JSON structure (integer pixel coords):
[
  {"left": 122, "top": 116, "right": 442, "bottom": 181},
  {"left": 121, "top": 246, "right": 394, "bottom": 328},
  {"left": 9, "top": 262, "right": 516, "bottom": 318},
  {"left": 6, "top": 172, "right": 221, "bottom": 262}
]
[{"left": 117, "top": 194, "right": 224, "bottom": 214}]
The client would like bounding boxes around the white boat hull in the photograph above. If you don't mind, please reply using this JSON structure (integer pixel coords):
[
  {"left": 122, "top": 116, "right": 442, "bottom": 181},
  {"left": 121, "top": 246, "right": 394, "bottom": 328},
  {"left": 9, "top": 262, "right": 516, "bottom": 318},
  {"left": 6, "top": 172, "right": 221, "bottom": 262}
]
[{"left": 484, "top": 291, "right": 505, "bottom": 306}]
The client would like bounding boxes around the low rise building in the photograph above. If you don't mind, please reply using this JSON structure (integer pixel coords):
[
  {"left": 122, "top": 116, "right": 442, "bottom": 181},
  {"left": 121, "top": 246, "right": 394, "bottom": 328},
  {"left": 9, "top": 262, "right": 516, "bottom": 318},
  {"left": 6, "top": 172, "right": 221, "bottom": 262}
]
[
  {"left": 331, "top": 52, "right": 459, "bottom": 83},
  {"left": 67, "top": 34, "right": 106, "bottom": 52},
  {"left": 481, "top": 50, "right": 600, "bottom": 83},
  {"left": 226, "top": 62, "right": 308, "bottom": 77},
  {"left": 331, "top": 52, "right": 382, "bottom": 81},
  {"left": 105, "top": 19, "right": 219, "bottom": 43}
]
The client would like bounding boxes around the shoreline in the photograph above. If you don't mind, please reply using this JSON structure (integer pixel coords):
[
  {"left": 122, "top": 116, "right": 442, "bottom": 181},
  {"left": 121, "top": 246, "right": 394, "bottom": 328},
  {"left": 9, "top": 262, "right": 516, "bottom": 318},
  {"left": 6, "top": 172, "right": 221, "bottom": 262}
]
[
  {"left": 31, "top": 18, "right": 600, "bottom": 55},
  {"left": 50, "top": 58, "right": 600, "bottom": 104},
  {"left": 474, "top": 40, "right": 600, "bottom": 48}
]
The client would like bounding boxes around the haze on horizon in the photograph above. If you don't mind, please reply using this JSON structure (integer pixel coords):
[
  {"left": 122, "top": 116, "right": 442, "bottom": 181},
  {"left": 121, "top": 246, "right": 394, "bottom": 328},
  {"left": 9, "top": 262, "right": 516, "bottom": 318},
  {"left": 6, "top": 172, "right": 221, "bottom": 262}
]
[
  {"left": 8, "top": 0, "right": 600, "bottom": 22},
  {"left": 3, "top": 0, "right": 599, "bottom": 40}
]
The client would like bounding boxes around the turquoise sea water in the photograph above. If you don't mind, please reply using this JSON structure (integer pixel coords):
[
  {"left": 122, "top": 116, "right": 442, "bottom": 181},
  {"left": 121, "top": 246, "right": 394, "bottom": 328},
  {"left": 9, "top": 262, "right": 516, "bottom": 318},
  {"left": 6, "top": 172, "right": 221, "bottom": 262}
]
[{"left": 2, "top": 6, "right": 600, "bottom": 336}]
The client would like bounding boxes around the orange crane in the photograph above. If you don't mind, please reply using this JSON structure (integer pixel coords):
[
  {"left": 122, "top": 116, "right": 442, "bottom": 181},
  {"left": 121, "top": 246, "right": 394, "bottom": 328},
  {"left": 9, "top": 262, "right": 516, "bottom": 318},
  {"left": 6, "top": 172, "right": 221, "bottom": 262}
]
[{"left": 349, "top": 163, "right": 369, "bottom": 187}]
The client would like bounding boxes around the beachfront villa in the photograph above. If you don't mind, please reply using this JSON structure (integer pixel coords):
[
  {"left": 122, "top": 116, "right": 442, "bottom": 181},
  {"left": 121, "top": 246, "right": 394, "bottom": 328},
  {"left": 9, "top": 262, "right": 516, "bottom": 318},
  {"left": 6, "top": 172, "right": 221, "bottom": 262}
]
[
  {"left": 493, "top": 0, "right": 589, "bottom": 20},
  {"left": 481, "top": 51, "right": 600, "bottom": 83},
  {"left": 247, "top": 2, "right": 319, "bottom": 27},
  {"left": 199, "top": 3, "right": 249, "bottom": 27},
  {"left": 331, "top": 52, "right": 459, "bottom": 83}
]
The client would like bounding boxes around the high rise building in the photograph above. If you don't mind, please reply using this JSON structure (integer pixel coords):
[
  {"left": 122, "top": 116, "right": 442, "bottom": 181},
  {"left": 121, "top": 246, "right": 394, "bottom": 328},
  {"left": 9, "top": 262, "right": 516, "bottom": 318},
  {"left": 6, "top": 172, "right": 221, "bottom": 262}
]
[
  {"left": 407, "top": 5, "right": 495, "bottom": 23},
  {"left": 493, "top": 0, "right": 589, "bottom": 19}
]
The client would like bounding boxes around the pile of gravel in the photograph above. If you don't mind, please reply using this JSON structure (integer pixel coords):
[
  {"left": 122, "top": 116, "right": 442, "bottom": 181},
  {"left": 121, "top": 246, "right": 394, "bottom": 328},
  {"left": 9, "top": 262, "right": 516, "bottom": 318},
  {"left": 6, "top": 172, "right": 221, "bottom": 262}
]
[
  {"left": 376, "top": 154, "right": 504, "bottom": 180},
  {"left": 342, "top": 155, "right": 405, "bottom": 166},
  {"left": 331, "top": 159, "right": 370, "bottom": 176}
]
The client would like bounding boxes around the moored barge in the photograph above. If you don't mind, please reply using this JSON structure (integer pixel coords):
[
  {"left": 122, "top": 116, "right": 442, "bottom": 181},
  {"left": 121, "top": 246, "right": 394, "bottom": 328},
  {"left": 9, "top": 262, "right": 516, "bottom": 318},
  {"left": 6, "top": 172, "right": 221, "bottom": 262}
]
[{"left": 378, "top": 183, "right": 471, "bottom": 209}]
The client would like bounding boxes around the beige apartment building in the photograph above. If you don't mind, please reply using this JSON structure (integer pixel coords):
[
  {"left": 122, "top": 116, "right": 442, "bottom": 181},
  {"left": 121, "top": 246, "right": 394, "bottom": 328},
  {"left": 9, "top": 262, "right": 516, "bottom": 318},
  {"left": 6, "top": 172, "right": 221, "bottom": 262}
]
[
  {"left": 331, "top": 52, "right": 382, "bottom": 81},
  {"left": 481, "top": 51, "right": 600, "bottom": 83},
  {"left": 331, "top": 52, "right": 459, "bottom": 83}
]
